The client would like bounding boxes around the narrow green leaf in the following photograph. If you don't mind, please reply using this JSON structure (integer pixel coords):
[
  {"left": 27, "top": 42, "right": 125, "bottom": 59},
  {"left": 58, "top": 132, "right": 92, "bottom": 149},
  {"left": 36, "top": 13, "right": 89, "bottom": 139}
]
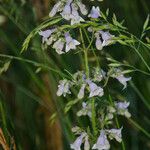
[{"left": 143, "top": 14, "right": 149, "bottom": 30}]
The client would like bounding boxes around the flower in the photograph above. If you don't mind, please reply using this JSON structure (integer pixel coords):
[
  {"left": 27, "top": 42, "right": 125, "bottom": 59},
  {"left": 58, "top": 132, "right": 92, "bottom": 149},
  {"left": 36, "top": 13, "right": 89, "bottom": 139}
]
[
  {"left": 65, "top": 32, "right": 80, "bottom": 52},
  {"left": 49, "top": 1, "right": 63, "bottom": 17},
  {"left": 107, "top": 127, "right": 123, "bottom": 143},
  {"left": 56, "top": 79, "right": 71, "bottom": 97},
  {"left": 100, "top": 31, "right": 115, "bottom": 46},
  {"left": 53, "top": 39, "right": 65, "bottom": 54},
  {"left": 111, "top": 68, "right": 131, "bottom": 89},
  {"left": 60, "top": 0, "right": 72, "bottom": 20},
  {"left": 84, "top": 136, "right": 90, "bottom": 150},
  {"left": 88, "top": 6, "right": 101, "bottom": 19},
  {"left": 115, "top": 101, "right": 131, "bottom": 118},
  {"left": 78, "top": 84, "right": 86, "bottom": 99},
  {"left": 70, "top": 133, "right": 85, "bottom": 150},
  {"left": 39, "top": 29, "right": 56, "bottom": 44},
  {"left": 76, "top": 1, "right": 88, "bottom": 15},
  {"left": 92, "top": 130, "right": 110, "bottom": 150},
  {"left": 70, "top": 3, "right": 84, "bottom": 25},
  {"left": 95, "top": 32, "right": 103, "bottom": 50},
  {"left": 88, "top": 80, "right": 104, "bottom": 97},
  {"left": 77, "top": 102, "right": 92, "bottom": 118},
  {"left": 116, "top": 75, "right": 131, "bottom": 89}
]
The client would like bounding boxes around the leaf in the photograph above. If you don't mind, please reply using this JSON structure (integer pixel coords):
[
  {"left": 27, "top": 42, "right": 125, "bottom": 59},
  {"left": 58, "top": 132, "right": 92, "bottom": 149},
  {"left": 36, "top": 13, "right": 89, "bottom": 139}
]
[
  {"left": 106, "top": 8, "right": 109, "bottom": 16},
  {"left": 122, "top": 70, "right": 134, "bottom": 74},
  {"left": 108, "top": 63, "right": 121, "bottom": 67},
  {"left": 64, "top": 99, "right": 80, "bottom": 114},
  {"left": 0, "top": 60, "right": 11, "bottom": 75},
  {"left": 35, "top": 67, "right": 41, "bottom": 73},
  {"left": 107, "top": 57, "right": 118, "bottom": 63},
  {"left": 49, "top": 112, "right": 57, "bottom": 125},
  {"left": 143, "top": 14, "right": 149, "bottom": 30}
]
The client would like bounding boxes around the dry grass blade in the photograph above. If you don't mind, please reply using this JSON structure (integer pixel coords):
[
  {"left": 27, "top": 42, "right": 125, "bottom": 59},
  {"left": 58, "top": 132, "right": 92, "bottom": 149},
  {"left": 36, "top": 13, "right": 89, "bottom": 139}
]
[{"left": 0, "top": 128, "right": 9, "bottom": 150}]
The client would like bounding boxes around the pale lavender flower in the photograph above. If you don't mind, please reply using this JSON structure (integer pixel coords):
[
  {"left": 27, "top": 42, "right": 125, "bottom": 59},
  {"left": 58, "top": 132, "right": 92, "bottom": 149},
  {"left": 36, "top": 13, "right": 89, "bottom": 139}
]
[
  {"left": 53, "top": 39, "right": 65, "bottom": 54},
  {"left": 61, "top": 0, "right": 72, "bottom": 20},
  {"left": 65, "top": 32, "right": 80, "bottom": 52},
  {"left": 115, "top": 101, "right": 131, "bottom": 118},
  {"left": 100, "top": 31, "right": 115, "bottom": 46},
  {"left": 57, "top": 79, "right": 71, "bottom": 97},
  {"left": 88, "top": 6, "right": 101, "bottom": 19},
  {"left": 76, "top": 1, "right": 88, "bottom": 15},
  {"left": 92, "top": 130, "right": 110, "bottom": 150},
  {"left": 49, "top": 1, "right": 63, "bottom": 17},
  {"left": 107, "top": 127, "right": 123, "bottom": 143},
  {"left": 70, "top": 3, "right": 84, "bottom": 25},
  {"left": 77, "top": 102, "right": 92, "bottom": 118},
  {"left": 95, "top": 32, "right": 103, "bottom": 50},
  {"left": 116, "top": 75, "right": 131, "bottom": 89},
  {"left": 88, "top": 80, "right": 104, "bottom": 97},
  {"left": 78, "top": 84, "right": 86, "bottom": 99},
  {"left": 70, "top": 133, "right": 85, "bottom": 150},
  {"left": 84, "top": 136, "right": 90, "bottom": 150},
  {"left": 39, "top": 29, "right": 56, "bottom": 44}
]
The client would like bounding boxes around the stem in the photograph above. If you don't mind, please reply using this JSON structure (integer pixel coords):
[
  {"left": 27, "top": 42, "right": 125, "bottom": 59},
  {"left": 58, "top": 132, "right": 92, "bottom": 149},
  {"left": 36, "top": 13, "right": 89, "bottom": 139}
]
[
  {"left": 128, "top": 118, "right": 150, "bottom": 138},
  {"left": 130, "top": 45, "right": 150, "bottom": 72},
  {"left": 0, "top": 53, "right": 68, "bottom": 78},
  {"left": 92, "top": 98, "right": 97, "bottom": 136},
  {"left": 79, "top": 28, "right": 97, "bottom": 137},
  {"left": 109, "top": 95, "right": 126, "bottom": 150},
  {"left": 79, "top": 28, "right": 89, "bottom": 77}
]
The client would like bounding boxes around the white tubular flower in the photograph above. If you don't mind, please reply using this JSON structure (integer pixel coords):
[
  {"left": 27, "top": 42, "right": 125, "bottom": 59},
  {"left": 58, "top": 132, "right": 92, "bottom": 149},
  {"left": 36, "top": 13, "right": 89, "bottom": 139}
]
[
  {"left": 88, "top": 6, "right": 101, "bottom": 19},
  {"left": 71, "top": 3, "right": 84, "bottom": 25},
  {"left": 95, "top": 32, "right": 103, "bottom": 50},
  {"left": 92, "top": 130, "right": 110, "bottom": 150},
  {"left": 61, "top": 0, "right": 72, "bottom": 20},
  {"left": 78, "top": 84, "right": 86, "bottom": 99},
  {"left": 100, "top": 31, "right": 115, "bottom": 46},
  {"left": 77, "top": 102, "right": 92, "bottom": 118},
  {"left": 65, "top": 32, "right": 80, "bottom": 52},
  {"left": 111, "top": 68, "right": 131, "bottom": 89},
  {"left": 70, "top": 133, "right": 85, "bottom": 150},
  {"left": 116, "top": 75, "right": 131, "bottom": 89},
  {"left": 76, "top": 1, "right": 88, "bottom": 15},
  {"left": 88, "top": 81, "right": 104, "bottom": 98},
  {"left": 39, "top": 29, "right": 56, "bottom": 44},
  {"left": 84, "top": 136, "right": 90, "bottom": 150},
  {"left": 49, "top": 1, "right": 63, "bottom": 17},
  {"left": 57, "top": 79, "right": 71, "bottom": 97},
  {"left": 115, "top": 101, "right": 131, "bottom": 118},
  {"left": 107, "top": 127, "right": 123, "bottom": 143},
  {"left": 53, "top": 39, "right": 65, "bottom": 54}
]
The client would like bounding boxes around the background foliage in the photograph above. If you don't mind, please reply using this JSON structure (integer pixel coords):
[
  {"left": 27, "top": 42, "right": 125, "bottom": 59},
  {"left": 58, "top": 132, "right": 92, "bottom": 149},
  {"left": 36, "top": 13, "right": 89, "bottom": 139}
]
[{"left": 0, "top": 0, "right": 150, "bottom": 149}]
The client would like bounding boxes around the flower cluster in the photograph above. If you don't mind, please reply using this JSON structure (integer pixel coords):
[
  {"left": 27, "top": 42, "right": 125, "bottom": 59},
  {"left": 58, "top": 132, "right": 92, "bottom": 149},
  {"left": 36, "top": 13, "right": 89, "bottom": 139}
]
[
  {"left": 70, "top": 99, "right": 130, "bottom": 150},
  {"left": 49, "top": 0, "right": 87, "bottom": 25},
  {"left": 49, "top": 0, "right": 102, "bottom": 25},
  {"left": 39, "top": 29, "right": 80, "bottom": 54},
  {"left": 57, "top": 69, "right": 105, "bottom": 98},
  {"left": 57, "top": 68, "right": 131, "bottom": 98},
  {"left": 38, "top": 0, "right": 133, "bottom": 149},
  {"left": 70, "top": 126, "right": 123, "bottom": 150}
]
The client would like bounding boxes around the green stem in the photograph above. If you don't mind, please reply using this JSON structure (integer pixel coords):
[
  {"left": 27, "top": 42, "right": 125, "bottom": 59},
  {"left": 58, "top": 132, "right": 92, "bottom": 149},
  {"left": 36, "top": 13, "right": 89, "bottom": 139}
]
[
  {"left": 79, "top": 28, "right": 97, "bottom": 137},
  {"left": 79, "top": 28, "right": 89, "bottom": 77},
  {"left": 128, "top": 118, "right": 150, "bottom": 138},
  {"left": 109, "top": 95, "right": 126, "bottom": 150},
  {"left": 92, "top": 98, "right": 97, "bottom": 136},
  {"left": 0, "top": 53, "right": 68, "bottom": 78}
]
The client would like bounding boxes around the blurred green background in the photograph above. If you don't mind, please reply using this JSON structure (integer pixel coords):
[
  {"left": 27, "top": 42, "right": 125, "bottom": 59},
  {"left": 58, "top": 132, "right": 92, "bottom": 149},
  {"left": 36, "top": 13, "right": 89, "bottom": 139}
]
[{"left": 0, "top": 0, "right": 150, "bottom": 150}]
